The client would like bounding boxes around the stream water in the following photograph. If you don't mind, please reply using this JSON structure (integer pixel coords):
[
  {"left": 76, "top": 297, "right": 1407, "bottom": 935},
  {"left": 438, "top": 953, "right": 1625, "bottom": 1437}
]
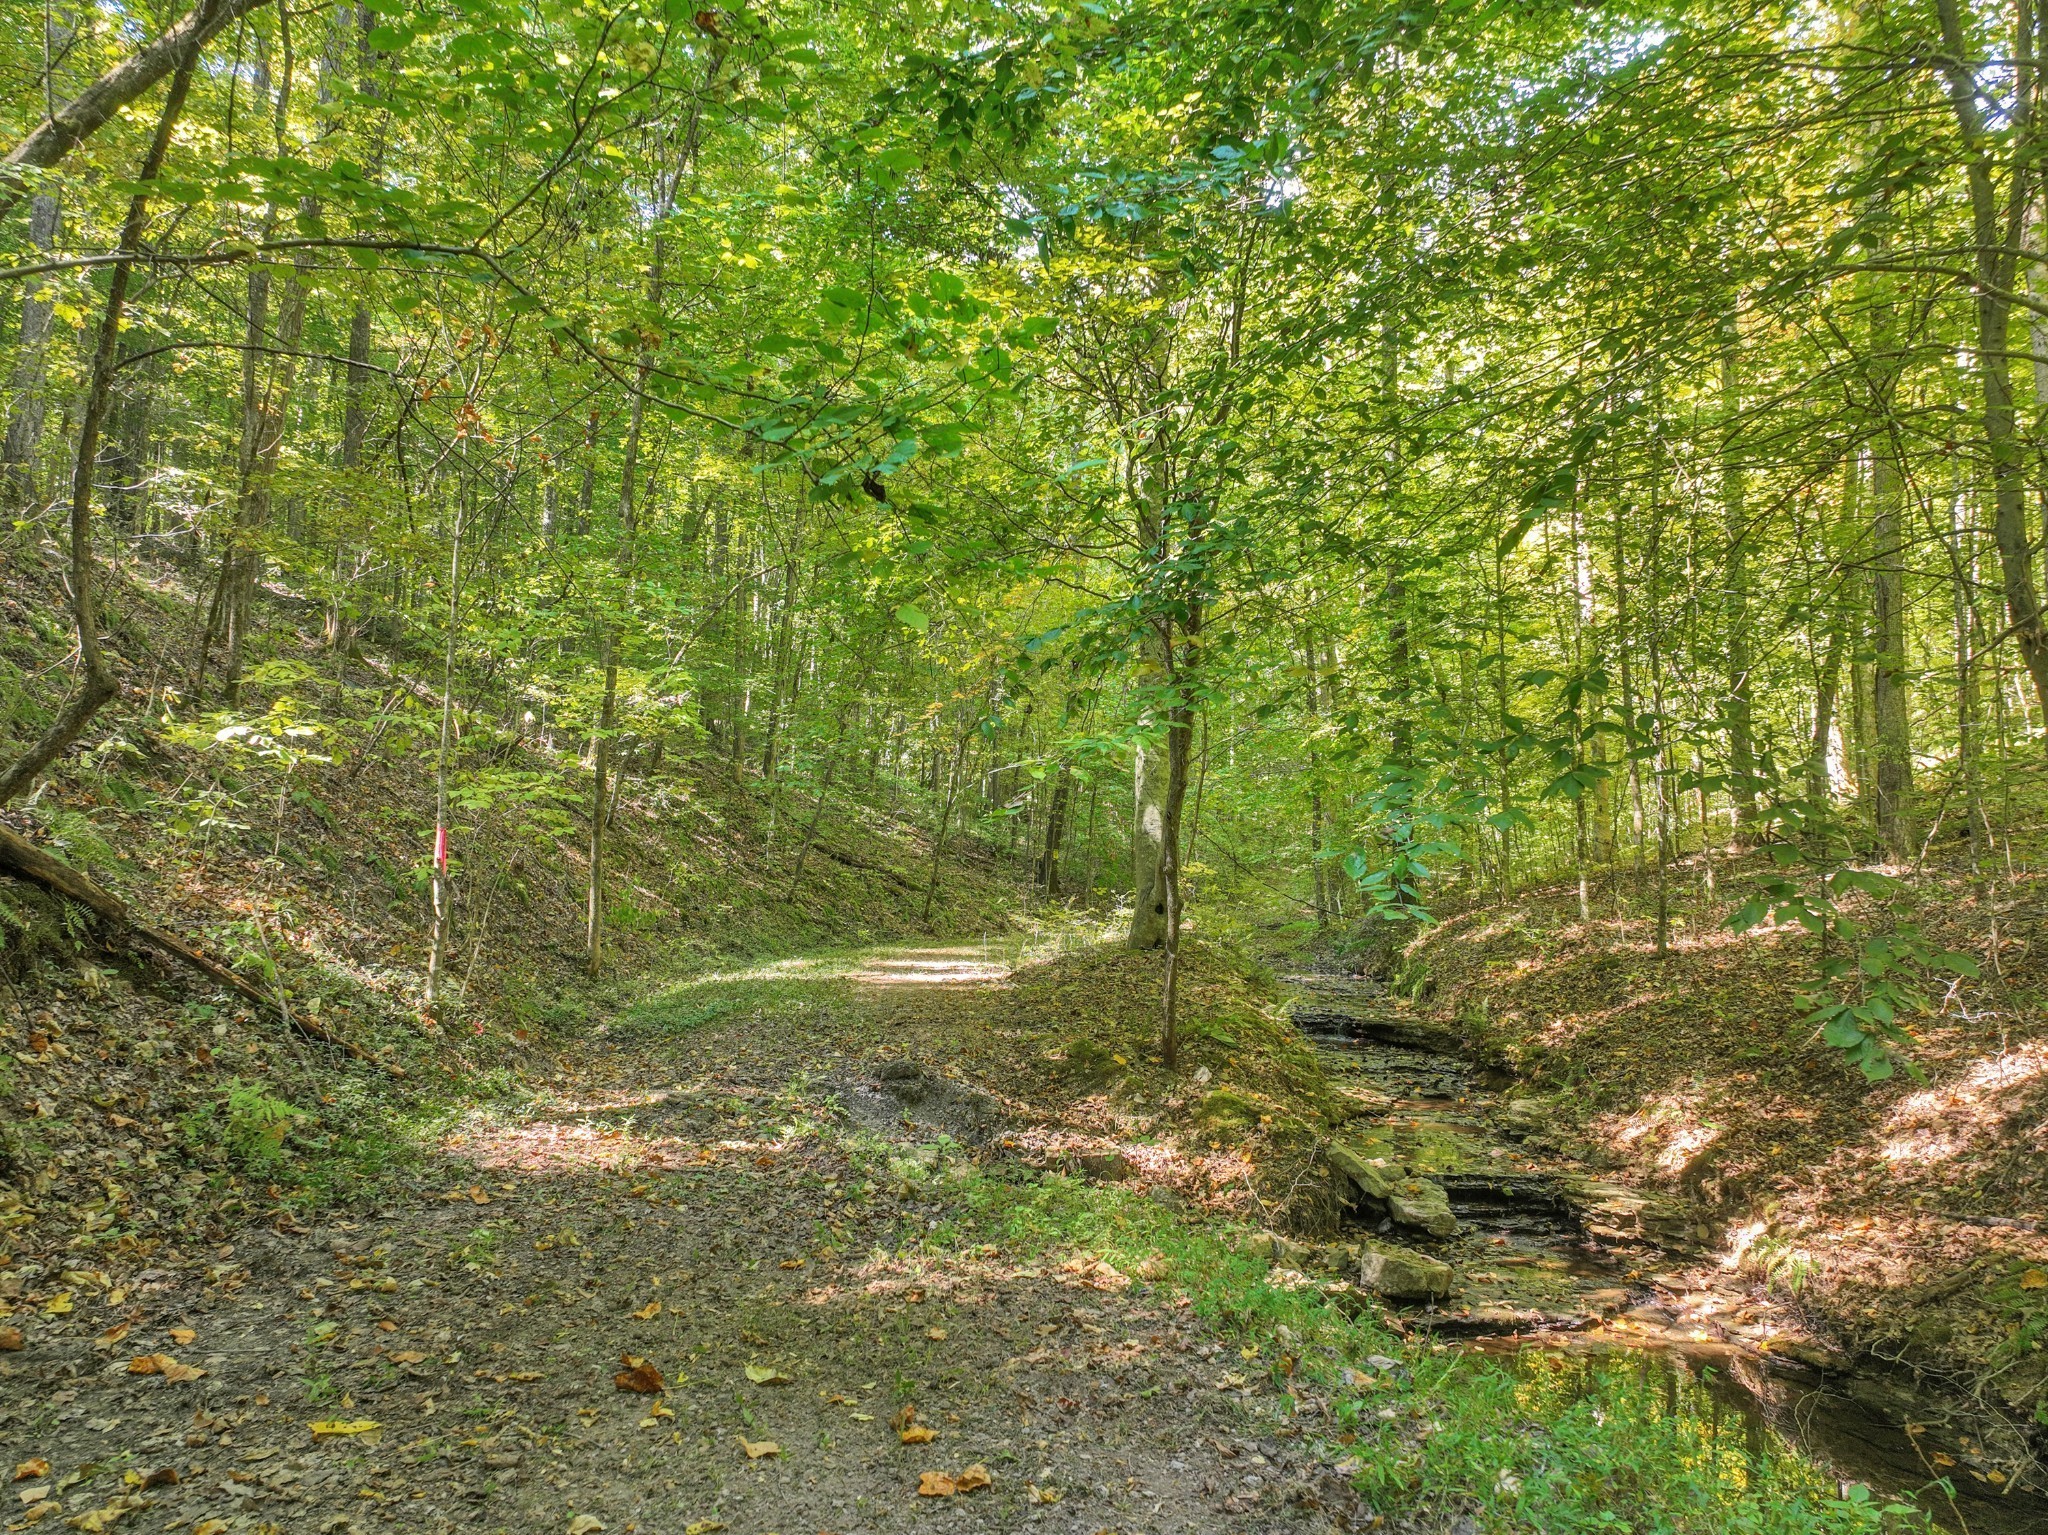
[{"left": 1284, "top": 974, "right": 2048, "bottom": 1535}]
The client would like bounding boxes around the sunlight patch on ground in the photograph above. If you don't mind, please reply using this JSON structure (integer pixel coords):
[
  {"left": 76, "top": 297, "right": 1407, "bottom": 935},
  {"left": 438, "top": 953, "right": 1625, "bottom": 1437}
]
[
  {"left": 847, "top": 945, "right": 1016, "bottom": 986},
  {"left": 1879, "top": 1042, "right": 2048, "bottom": 1166}
]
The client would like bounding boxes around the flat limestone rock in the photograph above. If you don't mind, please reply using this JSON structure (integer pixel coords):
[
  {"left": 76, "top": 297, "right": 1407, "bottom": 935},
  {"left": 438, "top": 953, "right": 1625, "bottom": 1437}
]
[
  {"left": 1359, "top": 1242, "right": 1454, "bottom": 1301},
  {"left": 1327, "top": 1143, "right": 1403, "bottom": 1202},
  {"left": 1386, "top": 1177, "right": 1459, "bottom": 1238}
]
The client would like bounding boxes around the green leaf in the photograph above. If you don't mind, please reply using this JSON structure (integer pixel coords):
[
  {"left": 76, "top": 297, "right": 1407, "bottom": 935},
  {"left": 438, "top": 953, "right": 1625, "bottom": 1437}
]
[{"left": 895, "top": 604, "right": 928, "bottom": 633}]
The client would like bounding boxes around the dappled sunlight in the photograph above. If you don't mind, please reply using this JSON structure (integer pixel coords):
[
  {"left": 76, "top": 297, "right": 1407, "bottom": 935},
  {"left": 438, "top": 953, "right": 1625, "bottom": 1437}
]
[
  {"left": 1878, "top": 1042, "right": 2048, "bottom": 1166},
  {"left": 847, "top": 944, "right": 1016, "bottom": 986}
]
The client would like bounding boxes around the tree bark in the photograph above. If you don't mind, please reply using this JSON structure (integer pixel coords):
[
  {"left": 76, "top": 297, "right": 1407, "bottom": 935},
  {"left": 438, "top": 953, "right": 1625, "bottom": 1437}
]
[
  {"left": 2, "top": 194, "right": 59, "bottom": 509},
  {"left": 1871, "top": 441, "right": 1915, "bottom": 858},
  {"left": 1934, "top": 0, "right": 2048, "bottom": 719},
  {"left": 1127, "top": 702, "right": 1169, "bottom": 950},
  {"left": 1719, "top": 317, "right": 1758, "bottom": 829}
]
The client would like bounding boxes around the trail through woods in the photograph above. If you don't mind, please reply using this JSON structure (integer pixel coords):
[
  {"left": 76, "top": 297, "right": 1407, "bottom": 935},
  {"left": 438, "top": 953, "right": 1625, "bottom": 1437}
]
[{"left": 0, "top": 949, "right": 1367, "bottom": 1534}]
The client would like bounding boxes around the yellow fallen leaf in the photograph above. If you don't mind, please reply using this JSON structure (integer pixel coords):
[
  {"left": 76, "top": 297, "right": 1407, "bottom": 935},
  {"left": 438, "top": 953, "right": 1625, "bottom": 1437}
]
[
  {"left": 631, "top": 1300, "right": 662, "bottom": 1320},
  {"left": 92, "top": 1324, "right": 130, "bottom": 1351},
  {"left": 18, "top": 1486, "right": 48, "bottom": 1504},
  {"left": 66, "top": 1502, "right": 138, "bottom": 1532},
  {"left": 0, "top": 1328, "right": 21, "bottom": 1351},
  {"left": 193, "top": 1523, "right": 229, "bottom": 1535},
  {"left": 743, "top": 1363, "right": 790, "bottom": 1385},
  {"left": 955, "top": 1463, "right": 992, "bottom": 1493},
  {"left": 899, "top": 1423, "right": 938, "bottom": 1445},
  {"left": 13, "top": 1462, "right": 49, "bottom": 1483},
  {"left": 41, "top": 1294, "right": 71, "bottom": 1317},
  {"left": 158, "top": 1359, "right": 205, "bottom": 1383},
  {"left": 389, "top": 1350, "right": 427, "bottom": 1364},
  {"left": 2019, "top": 1268, "right": 2048, "bottom": 1291},
  {"left": 1026, "top": 1482, "right": 1062, "bottom": 1504},
  {"left": 167, "top": 1328, "right": 196, "bottom": 1346},
  {"left": 778, "top": 1258, "right": 805, "bottom": 1269},
  {"left": 468, "top": 1187, "right": 492, "bottom": 1205},
  {"left": 737, "top": 1436, "right": 780, "bottom": 1460},
  {"left": 926, "top": 1327, "right": 947, "bottom": 1341},
  {"left": 308, "top": 1420, "right": 383, "bottom": 1441},
  {"left": 637, "top": 1402, "right": 675, "bottom": 1427},
  {"left": 682, "top": 1522, "right": 727, "bottom": 1535},
  {"left": 917, "top": 1471, "right": 956, "bottom": 1497},
  {"left": 566, "top": 1518, "right": 605, "bottom": 1535}
]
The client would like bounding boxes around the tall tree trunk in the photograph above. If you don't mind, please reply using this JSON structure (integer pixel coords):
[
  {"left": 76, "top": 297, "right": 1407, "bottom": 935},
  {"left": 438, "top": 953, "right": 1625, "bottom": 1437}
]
[
  {"left": 1127, "top": 679, "right": 1170, "bottom": 951},
  {"left": 2, "top": 194, "right": 60, "bottom": 509},
  {"left": 1719, "top": 315, "right": 1757, "bottom": 830},
  {"left": 1871, "top": 440, "right": 1915, "bottom": 859},
  {"left": 328, "top": 300, "right": 373, "bottom": 648},
  {"left": 1036, "top": 767, "right": 1071, "bottom": 896},
  {"left": 1935, "top": 0, "right": 2048, "bottom": 719},
  {"left": 425, "top": 487, "right": 464, "bottom": 1013}
]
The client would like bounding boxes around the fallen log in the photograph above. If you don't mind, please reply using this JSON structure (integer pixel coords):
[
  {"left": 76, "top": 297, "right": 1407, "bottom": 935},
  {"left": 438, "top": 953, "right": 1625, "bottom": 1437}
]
[{"left": 0, "top": 823, "right": 373, "bottom": 1063}]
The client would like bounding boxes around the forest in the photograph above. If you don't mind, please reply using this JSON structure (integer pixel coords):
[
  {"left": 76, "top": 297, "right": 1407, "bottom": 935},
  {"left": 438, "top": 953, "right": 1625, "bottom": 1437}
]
[{"left": 2, "top": 0, "right": 2047, "bottom": 1531}]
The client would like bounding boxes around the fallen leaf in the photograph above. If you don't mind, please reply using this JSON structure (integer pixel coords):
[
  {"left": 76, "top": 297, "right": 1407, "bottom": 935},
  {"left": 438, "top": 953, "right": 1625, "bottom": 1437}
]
[
  {"left": 955, "top": 1463, "right": 992, "bottom": 1493},
  {"left": 743, "top": 1363, "right": 791, "bottom": 1385},
  {"left": 193, "top": 1523, "right": 229, "bottom": 1535},
  {"left": 17, "top": 1485, "right": 48, "bottom": 1504},
  {"left": 2020, "top": 1268, "right": 2048, "bottom": 1291},
  {"left": 631, "top": 1300, "right": 662, "bottom": 1321},
  {"left": 1026, "top": 1482, "right": 1062, "bottom": 1504},
  {"left": 778, "top": 1259, "right": 804, "bottom": 1269},
  {"left": 468, "top": 1187, "right": 492, "bottom": 1205},
  {"left": 388, "top": 1351, "right": 427, "bottom": 1364},
  {"left": 159, "top": 1358, "right": 205, "bottom": 1383},
  {"left": 637, "top": 1402, "right": 675, "bottom": 1428},
  {"left": 613, "top": 1355, "right": 664, "bottom": 1394},
  {"left": 926, "top": 1327, "right": 947, "bottom": 1341},
  {"left": 0, "top": 1328, "right": 21, "bottom": 1351},
  {"left": 13, "top": 1462, "right": 49, "bottom": 1483},
  {"left": 566, "top": 1518, "right": 605, "bottom": 1535},
  {"left": 308, "top": 1420, "right": 383, "bottom": 1441},
  {"left": 900, "top": 1423, "right": 938, "bottom": 1445},
  {"left": 92, "top": 1324, "right": 130, "bottom": 1351},
  {"left": 682, "top": 1522, "right": 726, "bottom": 1535},
  {"left": 167, "top": 1328, "right": 196, "bottom": 1346},
  {"left": 917, "top": 1471, "right": 956, "bottom": 1497},
  {"left": 67, "top": 1504, "right": 136, "bottom": 1532},
  {"left": 737, "top": 1436, "right": 780, "bottom": 1460},
  {"left": 40, "top": 1293, "right": 71, "bottom": 1317}
]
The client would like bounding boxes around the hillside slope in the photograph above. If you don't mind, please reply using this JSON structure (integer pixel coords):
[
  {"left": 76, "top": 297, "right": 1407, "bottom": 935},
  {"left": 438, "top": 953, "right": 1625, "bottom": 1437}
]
[{"left": 0, "top": 533, "right": 1018, "bottom": 1274}]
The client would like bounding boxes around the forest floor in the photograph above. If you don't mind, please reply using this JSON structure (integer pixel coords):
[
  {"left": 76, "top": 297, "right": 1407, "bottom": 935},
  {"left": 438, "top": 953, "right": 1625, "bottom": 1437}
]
[{"left": 0, "top": 941, "right": 1923, "bottom": 1535}]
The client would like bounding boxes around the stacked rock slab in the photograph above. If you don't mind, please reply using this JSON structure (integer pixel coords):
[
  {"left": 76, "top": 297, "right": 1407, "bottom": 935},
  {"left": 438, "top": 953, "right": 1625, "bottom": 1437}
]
[{"left": 1328, "top": 1141, "right": 1460, "bottom": 1239}]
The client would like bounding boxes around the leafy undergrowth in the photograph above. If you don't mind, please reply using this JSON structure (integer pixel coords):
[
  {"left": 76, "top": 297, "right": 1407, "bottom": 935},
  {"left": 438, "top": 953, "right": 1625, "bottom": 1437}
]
[
  {"left": 1385, "top": 857, "right": 2048, "bottom": 1435},
  {"left": 0, "top": 539, "right": 1018, "bottom": 1282}
]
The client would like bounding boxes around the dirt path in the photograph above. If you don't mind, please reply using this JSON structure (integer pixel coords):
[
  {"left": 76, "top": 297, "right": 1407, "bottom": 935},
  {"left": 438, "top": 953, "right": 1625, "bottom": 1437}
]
[{"left": 1, "top": 949, "right": 1364, "bottom": 1535}]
